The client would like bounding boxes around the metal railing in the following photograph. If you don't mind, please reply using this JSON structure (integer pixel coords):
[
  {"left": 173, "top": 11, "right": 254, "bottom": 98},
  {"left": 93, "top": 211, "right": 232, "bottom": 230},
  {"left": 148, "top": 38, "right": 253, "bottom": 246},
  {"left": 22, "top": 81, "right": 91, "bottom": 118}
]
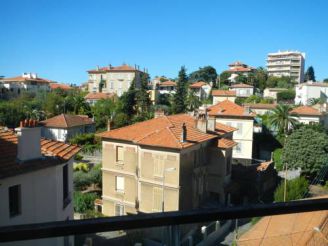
[{"left": 0, "top": 198, "right": 328, "bottom": 243}]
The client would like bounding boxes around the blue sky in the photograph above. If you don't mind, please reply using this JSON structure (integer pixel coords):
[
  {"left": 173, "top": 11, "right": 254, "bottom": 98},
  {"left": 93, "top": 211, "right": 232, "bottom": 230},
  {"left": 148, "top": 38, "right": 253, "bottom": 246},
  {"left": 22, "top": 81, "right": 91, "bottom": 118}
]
[{"left": 1, "top": 0, "right": 328, "bottom": 84}]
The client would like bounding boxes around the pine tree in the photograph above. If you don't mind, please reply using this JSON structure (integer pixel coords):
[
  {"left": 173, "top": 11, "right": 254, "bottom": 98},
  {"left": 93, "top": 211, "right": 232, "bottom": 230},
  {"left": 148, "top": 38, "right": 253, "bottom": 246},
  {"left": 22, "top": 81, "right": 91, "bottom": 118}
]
[
  {"left": 304, "top": 66, "right": 316, "bottom": 82},
  {"left": 173, "top": 66, "right": 188, "bottom": 113},
  {"left": 136, "top": 73, "right": 151, "bottom": 115}
]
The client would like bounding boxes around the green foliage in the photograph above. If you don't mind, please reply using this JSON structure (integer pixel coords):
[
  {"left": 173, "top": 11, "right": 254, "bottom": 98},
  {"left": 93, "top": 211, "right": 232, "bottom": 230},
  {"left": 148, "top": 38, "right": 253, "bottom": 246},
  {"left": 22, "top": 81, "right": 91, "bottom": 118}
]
[
  {"left": 157, "top": 94, "right": 172, "bottom": 107},
  {"left": 88, "top": 164, "right": 102, "bottom": 188},
  {"left": 235, "top": 97, "right": 246, "bottom": 106},
  {"left": 273, "top": 148, "right": 283, "bottom": 171},
  {"left": 235, "top": 74, "right": 248, "bottom": 83},
  {"left": 73, "top": 192, "right": 98, "bottom": 213},
  {"left": 269, "top": 104, "right": 298, "bottom": 135},
  {"left": 136, "top": 73, "right": 151, "bottom": 114},
  {"left": 266, "top": 76, "right": 292, "bottom": 89},
  {"left": 173, "top": 66, "right": 188, "bottom": 113},
  {"left": 74, "top": 162, "right": 89, "bottom": 172},
  {"left": 69, "top": 133, "right": 100, "bottom": 154},
  {"left": 276, "top": 89, "right": 295, "bottom": 103},
  {"left": 307, "top": 98, "right": 325, "bottom": 105},
  {"left": 323, "top": 78, "right": 328, "bottom": 83},
  {"left": 251, "top": 217, "right": 261, "bottom": 225},
  {"left": 186, "top": 90, "right": 202, "bottom": 111},
  {"left": 274, "top": 177, "right": 309, "bottom": 202},
  {"left": 254, "top": 67, "right": 268, "bottom": 91},
  {"left": 73, "top": 171, "right": 92, "bottom": 191},
  {"left": 244, "top": 95, "right": 262, "bottom": 104},
  {"left": 74, "top": 154, "right": 83, "bottom": 161},
  {"left": 84, "top": 210, "right": 104, "bottom": 218},
  {"left": 218, "top": 71, "right": 231, "bottom": 85},
  {"left": 189, "top": 66, "right": 217, "bottom": 87},
  {"left": 304, "top": 66, "right": 316, "bottom": 82},
  {"left": 282, "top": 127, "right": 328, "bottom": 176},
  {"left": 113, "top": 112, "right": 129, "bottom": 128},
  {"left": 91, "top": 98, "right": 115, "bottom": 129}
]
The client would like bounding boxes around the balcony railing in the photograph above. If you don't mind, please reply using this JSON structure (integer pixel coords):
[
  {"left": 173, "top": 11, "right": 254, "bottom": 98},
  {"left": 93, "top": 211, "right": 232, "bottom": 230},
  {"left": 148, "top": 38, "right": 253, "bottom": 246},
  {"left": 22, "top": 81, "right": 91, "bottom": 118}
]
[{"left": 0, "top": 198, "right": 328, "bottom": 243}]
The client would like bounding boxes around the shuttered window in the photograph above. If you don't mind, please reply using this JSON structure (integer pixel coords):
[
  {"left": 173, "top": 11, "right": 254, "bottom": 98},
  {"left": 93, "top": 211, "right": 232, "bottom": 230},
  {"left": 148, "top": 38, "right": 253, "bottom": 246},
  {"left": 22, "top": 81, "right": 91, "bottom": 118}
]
[
  {"left": 116, "top": 146, "right": 124, "bottom": 162},
  {"left": 115, "top": 176, "right": 124, "bottom": 192},
  {"left": 153, "top": 187, "right": 163, "bottom": 212},
  {"left": 154, "top": 159, "right": 164, "bottom": 177},
  {"left": 115, "top": 204, "right": 124, "bottom": 216}
]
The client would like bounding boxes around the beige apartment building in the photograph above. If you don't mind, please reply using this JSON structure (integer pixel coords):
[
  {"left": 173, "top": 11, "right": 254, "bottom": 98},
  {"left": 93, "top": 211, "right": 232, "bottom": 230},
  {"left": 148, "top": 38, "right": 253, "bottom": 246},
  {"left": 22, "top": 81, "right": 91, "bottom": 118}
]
[
  {"left": 87, "top": 64, "right": 148, "bottom": 96},
  {"left": 266, "top": 50, "right": 305, "bottom": 84},
  {"left": 212, "top": 90, "right": 236, "bottom": 104},
  {"left": 98, "top": 114, "right": 237, "bottom": 216}
]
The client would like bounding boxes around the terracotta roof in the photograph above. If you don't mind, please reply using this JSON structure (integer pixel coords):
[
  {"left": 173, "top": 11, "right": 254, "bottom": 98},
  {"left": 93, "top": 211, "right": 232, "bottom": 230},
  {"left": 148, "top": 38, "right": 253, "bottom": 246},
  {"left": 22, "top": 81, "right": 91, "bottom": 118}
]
[
  {"left": 40, "top": 114, "right": 94, "bottom": 128},
  {"left": 244, "top": 103, "right": 277, "bottom": 110},
  {"left": 256, "top": 161, "right": 273, "bottom": 172},
  {"left": 190, "top": 81, "right": 208, "bottom": 88},
  {"left": 98, "top": 114, "right": 218, "bottom": 150},
  {"left": 238, "top": 206, "right": 328, "bottom": 246},
  {"left": 87, "top": 64, "right": 145, "bottom": 73},
  {"left": 229, "top": 61, "right": 246, "bottom": 66},
  {"left": 215, "top": 122, "right": 237, "bottom": 136},
  {"left": 0, "top": 128, "right": 80, "bottom": 179},
  {"left": 291, "top": 106, "right": 322, "bottom": 116},
  {"left": 212, "top": 90, "right": 236, "bottom": 97},
  {"left": 50, "top": 83, "right": 72, "bottom": 90},
  {"left": 158, "top": 80, "right": 176, "bottom": 87},
  {"left": 208, "top": 100, "right": 256, "bottom": 117},
  {"left": 298, "top": 82, "right": 328, "bottom": 87},
  {"left": 217, "top": 138, "right": 237, "bottom": 149},
  {"left": 1, "top": 76, "right": 52, "bottom": 83},
  {"left": 230, "top": 83, "right": 254, "bottom": 88},
  {"left": 227, "top": 67, "right": 253, "bottom": 72},
  {"left": 84, "top": 92, "right": 115, "bottom": 100}
]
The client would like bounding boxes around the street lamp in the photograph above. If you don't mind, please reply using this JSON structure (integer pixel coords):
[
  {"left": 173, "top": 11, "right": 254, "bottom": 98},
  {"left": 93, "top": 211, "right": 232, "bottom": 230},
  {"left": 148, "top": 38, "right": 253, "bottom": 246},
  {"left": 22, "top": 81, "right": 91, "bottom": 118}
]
[
  {"left": 162, "top": 167, "right": 176, "bottom": 212},
  {"left": 313, "top": 227, "right": 328, "bottom": 243}
]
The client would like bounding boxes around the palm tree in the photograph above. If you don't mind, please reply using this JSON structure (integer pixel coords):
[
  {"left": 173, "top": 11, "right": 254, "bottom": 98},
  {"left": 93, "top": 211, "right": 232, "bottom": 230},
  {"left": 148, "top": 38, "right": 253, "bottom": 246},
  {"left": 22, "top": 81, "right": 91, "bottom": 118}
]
[{"left": 269, "top": 104, "right": 299, "bottom": 135}]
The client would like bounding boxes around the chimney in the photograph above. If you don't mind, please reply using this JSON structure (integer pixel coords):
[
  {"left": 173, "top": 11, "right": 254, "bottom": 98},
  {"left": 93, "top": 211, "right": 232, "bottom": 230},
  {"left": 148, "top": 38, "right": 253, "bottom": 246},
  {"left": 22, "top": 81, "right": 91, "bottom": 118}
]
[
  {"left": 180, "top": 123, "right": 187, "bottom": 143},
  {"left": 196, "top": 113, "right": 207, "bottom": 133},
  {"left": 207, "top": 117, "right": 216, "bottom": 132},
  {"left": 15, "top": 119, "right": 42, "bottom": 162}
]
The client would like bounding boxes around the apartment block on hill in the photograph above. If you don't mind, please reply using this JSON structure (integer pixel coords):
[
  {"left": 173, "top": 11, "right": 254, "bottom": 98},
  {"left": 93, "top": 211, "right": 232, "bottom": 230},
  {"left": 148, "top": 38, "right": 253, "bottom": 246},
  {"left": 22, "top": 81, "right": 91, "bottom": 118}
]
[
  {"left": 97, "top": 114, "right": 237, "bottom": 217},
  {"left": 87, "top": 64, "right": 148, "bottom": 96},
  {"left": 0, "top": 121, "right": 80, "bottom": 246},
  {"left": 295, "top": 81, "right": 328, "bottom": 105},
  {"left": 208, "top": 100, "right": 255, "bottom": 165}
]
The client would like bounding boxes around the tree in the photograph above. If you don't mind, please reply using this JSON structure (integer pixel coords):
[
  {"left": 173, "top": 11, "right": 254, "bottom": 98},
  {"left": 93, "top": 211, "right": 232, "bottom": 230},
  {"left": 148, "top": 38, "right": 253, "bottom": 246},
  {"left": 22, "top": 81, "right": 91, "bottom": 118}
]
[
  {"left": 136, "top": 73, "right": 151, "bottom": 117},
  {"left": 92, "top": 99, "right": 115, "bottom": 129},
  {"left": 218, "top": 71, "right": 231, "bottom": 87},
  {"left": 269, "top": 104, "right": 299, "bottom": 135},
  {"left": 282, "top": 127, "right": 328, "bottom": 177},
  {"left": 186, "top": 90, "right": 201, "bottom": 112},
  {"left": 173, "top": 66, "right": 188, "bottom": 113},
  {"left": 276, "top": 89, "right": 296, "bottom": 103},
  {"left": 120, "top": 79, "right": 137, "bottom": 116},
  {"left": 73, "top": 192, "right": 98, "bottom": 213},
  {"left": 266, "top": 76, "right": 291, "bottom": 88},
  {"left": 73, "top": 171, "right": 92, "bottom": 191},
  {"left": 274, "top": 177, "right": 309, "bottom": 202},
  {"left": 323, "top": 78, "right": 328, "bottom": 83},
  {"left": 189, "top": 66, "right": 217, "bottom": 87},
  {"left": 304, "top": 66, "right": 316, "bottom": 82},
  {"left": 254, "top": 67, "right": 268, "bottom": 91}
]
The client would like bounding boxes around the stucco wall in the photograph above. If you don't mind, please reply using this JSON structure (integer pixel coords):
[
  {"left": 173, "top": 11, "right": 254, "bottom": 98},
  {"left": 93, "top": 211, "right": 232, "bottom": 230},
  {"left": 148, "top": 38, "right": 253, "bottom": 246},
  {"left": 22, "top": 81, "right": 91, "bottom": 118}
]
[{"left": 213, "top": 96, "right": 236, "bottom": 105}]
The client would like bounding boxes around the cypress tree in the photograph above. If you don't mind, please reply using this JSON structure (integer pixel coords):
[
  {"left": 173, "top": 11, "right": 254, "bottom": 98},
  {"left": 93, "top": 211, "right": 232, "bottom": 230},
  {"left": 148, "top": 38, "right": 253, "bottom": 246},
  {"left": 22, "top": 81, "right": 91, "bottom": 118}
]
[
  {"left": 173, "top": 66, "right": 188, "bottom": 113},
  {"left": 304, "top": 66, "right": 316, "bottom": 82}
]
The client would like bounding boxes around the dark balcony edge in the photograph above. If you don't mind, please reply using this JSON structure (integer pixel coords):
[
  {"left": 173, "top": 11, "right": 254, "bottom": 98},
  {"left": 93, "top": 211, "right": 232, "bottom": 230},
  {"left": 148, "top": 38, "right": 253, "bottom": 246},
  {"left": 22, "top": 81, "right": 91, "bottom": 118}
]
[{"left": 1, "top": 198, "right": 328, "bottom": 242}]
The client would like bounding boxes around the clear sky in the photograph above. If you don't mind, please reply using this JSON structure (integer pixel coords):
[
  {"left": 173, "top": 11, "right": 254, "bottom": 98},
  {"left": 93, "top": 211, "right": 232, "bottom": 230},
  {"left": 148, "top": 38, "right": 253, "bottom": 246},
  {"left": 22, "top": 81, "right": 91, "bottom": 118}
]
[{"left": 1, "top": 0, "right": 328, "bottom": 84}]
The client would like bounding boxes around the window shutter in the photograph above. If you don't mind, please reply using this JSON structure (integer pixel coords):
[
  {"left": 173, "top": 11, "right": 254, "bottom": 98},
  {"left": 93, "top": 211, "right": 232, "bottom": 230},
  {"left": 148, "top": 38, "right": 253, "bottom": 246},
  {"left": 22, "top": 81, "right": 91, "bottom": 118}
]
[
  {"left": 116, "top": 176, "right": 124, "bottom": 192},
  {"left": 116, "top": 146, "right": 124, "bottom": 162},
  {"left": 154, "top": 159, "right": 164, "bottom": 177},
  {"left": 153, "top": 187, "right": 163, "bottom": 212}
]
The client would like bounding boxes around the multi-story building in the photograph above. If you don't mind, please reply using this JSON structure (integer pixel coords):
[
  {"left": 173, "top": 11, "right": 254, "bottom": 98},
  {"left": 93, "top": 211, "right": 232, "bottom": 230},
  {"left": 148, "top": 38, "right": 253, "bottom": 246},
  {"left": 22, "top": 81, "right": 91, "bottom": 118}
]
[
  {"left": 229, "top": 83, "right": 254, "bottom": 98},
  {"left": 157, "top": 80, "right": 177, "bottom": 94},
  {"left": 189, "top": 81, "right": 211, "bottom": 100},
  {"left": 266, "top": 50, "right": 305, "bottom": 84},
  {"left": 0, "top": 73, "right": 52, "bottom": 98},
  {"left": 295, "top": 81, "right": 328, "bottom": 105},
  {"left": 208, "top": 100, "right": 255, "bottom": 165},
  {"left": 212, "top": 90, "right": 236, "bottom": 104},
  {"left": 40, "top": 114, "right": 95, "bottom": 142},
  {"left": 243, "top": 103, "right": 277, "bottom": 116},
  {"left": 291, "top": 105, "right": 328, "bottom": 128},
  {"left": 0, "top": 121, "right": 80, "bottom": 246},
  {"left": 226, "top": 61, "right": 256, "bottom": 75},
  {"left": 87, "top": 64, "right": 148, "bottom": 96},
  {"left": 98, "top": 114, "right": 237, "bottom": 216}
]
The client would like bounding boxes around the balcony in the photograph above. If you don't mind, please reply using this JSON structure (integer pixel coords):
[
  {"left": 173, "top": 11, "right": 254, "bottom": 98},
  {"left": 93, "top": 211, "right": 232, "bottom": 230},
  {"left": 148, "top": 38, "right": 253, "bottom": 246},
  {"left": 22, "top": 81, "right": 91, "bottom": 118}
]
[{"left": 1, "top": 198, "right": 328, "bottom": 245}]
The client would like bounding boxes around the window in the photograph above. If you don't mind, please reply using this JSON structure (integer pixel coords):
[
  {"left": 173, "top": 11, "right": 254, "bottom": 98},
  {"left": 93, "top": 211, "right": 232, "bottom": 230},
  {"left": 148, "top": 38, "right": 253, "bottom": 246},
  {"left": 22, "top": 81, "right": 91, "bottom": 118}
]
[
  {"left": 63, "top": 164, "right": 70, "bottom": 208},
  {"left": 153, "top": 187, "right": 163, "bottom": 212},
  {"left": 115, "top": 204, "right": 124, "bottom": 216},
  {"left": 116, "top": 146, "right": 124, "bottom": 162},
  {"left": 154, "top": 159, "right": 164, "bottom": 177},
  {"left": 235, "top": 142, "right": 242, "bottom": 153},
  {"left": 115, "top": 176, "right": 124, "bottom": 192},
  {"left": 110, "top": 81, "right": 114, "bottom": 89},
  {"left": 237, "top": 123, "right": 243, "bottom": 135},
  {"left": 9, "top": 185, "right": 21, "bottom": 217}
]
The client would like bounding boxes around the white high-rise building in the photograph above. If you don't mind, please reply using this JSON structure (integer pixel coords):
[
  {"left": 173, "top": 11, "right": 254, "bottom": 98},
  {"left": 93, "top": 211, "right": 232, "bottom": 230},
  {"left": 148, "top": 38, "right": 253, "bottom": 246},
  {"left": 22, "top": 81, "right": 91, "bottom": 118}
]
[{"left": 266, "top": 51, "right": 305, "bottom": 84}]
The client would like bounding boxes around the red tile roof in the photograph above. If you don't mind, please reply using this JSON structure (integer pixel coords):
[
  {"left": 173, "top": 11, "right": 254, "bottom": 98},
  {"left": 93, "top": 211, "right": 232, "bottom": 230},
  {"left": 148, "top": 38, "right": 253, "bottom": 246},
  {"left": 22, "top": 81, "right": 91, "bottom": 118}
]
[
  {"left": 87, "top": 64, "right": 145, "bottom": 73},
  {"left": 50, "top": 83, "right": 72, "bottom": 90},
  {"left": 217, "top": 138, "right": 237, "bottom": 149},
  {"left": 0, "top": 128, "right": 80, "bottom": 179},
  {"left": 98, "top": 114, "right": 218, "bottom": 150},
  {"left": 40, "top": 114, "right": 94, "bottom": 128},
  {"left": 158, "top": 80, "right": 177, "bottom": 87},
  {"left": 227, "top": 67, "right": 253, "bottom": 72},
  {"left": 190, "top": 81, "right": 208, "bottom": 88},
  {"left": 208, "top": 100, "right": 256, "bottom": 117},
  {"left": 291, "top": 106, "right": 322, "bottom": 116},
  {"left": 84, "top": 92, "right": 115, "bottom": 100},
  {"left": 230, "top": 83, "right": 254, "bottom": 88},
  {"left": 1, "top": 76, "right": 52, "bottom": 83},
  {"left": 212, "top": 90, "right": 236, "bottom": 97},
  {"left": 244, "top": 103, "right": 277, "bottom": 110},
  {"left": 215, "top": 122, "right": 237, "bottom": 136}
]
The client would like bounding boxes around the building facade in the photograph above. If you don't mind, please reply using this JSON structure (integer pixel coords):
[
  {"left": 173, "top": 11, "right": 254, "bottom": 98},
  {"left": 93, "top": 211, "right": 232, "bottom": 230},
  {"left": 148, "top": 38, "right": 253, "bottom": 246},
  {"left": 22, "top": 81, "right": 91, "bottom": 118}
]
[
  {"left": 229, "top": 83, "right": 254, "bottom": 98},
  {"left": 212, "top": 90, "right": 236, "bottom": 104},
  {"left": 291, "top": 105, "right": 328, "bottom": 128},
  {"left": 263, "top": 88, "right": 288, "bottom": 101},
  {"left": 189, "top": 81, "right": 211, "bottom": 100},
  {"left": 157, "top": 80, "right": 177, "bottom": 94},
  {"left": 98, "top": 114, "right": 236, "bottom": 217},
  {"left": 295, "top": 81, "right": 328, "bottom": 105},
  {"left": 0, "top": 122, "right": 80, "bottom": 246},
  {"left": 266, "top": 50, "right": 305, "bottom": 84},
  {"left": 84, "top": 92, "right": 115, "bottom": 106},
  {"left": 87, "top": 64, "right": 148, "bottom": 96}
]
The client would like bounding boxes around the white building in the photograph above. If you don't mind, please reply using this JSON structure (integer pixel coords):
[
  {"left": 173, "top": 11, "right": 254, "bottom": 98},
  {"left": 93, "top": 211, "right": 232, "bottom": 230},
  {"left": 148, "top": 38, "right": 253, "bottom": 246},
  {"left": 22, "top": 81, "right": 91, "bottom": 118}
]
[
  {"left": 189, "top": 81, "right": 211, "bottom": 100},
  {"left": 225, "top": 61, "right": 256, "bottom": 82},
  {"left": 266, "top": 50, "right": 305, "bottom": 84},
  {"left": 0, "top": 122, "right": 80, "bottom": 246},
  {"left": 244, "top": 103, "right": 277, "bottom": 116},
  {"left": 40, "top": 114, "right": 95, "bottom": 142},
  {"left": 229, "top": 83, "right": 254, "bottom": 98},
  {"left": 212, "top": 90, "right": 236, "bottom": 104},
  {"left": 295, "top": 81, "right": 328, "bottom": 105},
  {"left": 291, "top": 105, "right": 328, "bottom": 128},
  {"left": 87, "top": 64, "right": 148, "bottom": 97},
  {"left": 157, "top": 80, "right": 176, "bottom": 94},
  {"left": 0, "top": 73, "right": 52, "bottom": 98},
  {"left": 263, "top": 88, "right": 288, "bottom": 101},
  {"left": 208, "top": 100, "right": 255, "bottom": 165}
]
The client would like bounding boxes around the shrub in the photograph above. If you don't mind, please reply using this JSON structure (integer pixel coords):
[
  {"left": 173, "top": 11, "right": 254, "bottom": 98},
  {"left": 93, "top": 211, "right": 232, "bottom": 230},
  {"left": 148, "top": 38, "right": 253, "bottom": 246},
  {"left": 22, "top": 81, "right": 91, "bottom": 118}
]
[
  {"left": 73, "top": 192, "right": 98, "bottom": 213},
  {"left": 274, "top": 177, "right": 309, "bottom": 202},
  {"left": 73, "top": 162, "right": 89, "bottom": 172},
  {"left": 74, "top": 154, "right": 83, "bottom": 161},
  {"left": 73, "top": 171, "right": 92, "bottom": 191},
  {"left": 277, "top": 89, "right": 295, "bottom": 103},
  {"left": 88, "top": 164, "right": 102, "bottom": 188},
  {"left": 273, "top": 148, "right": 283, "bottom": 171}
]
